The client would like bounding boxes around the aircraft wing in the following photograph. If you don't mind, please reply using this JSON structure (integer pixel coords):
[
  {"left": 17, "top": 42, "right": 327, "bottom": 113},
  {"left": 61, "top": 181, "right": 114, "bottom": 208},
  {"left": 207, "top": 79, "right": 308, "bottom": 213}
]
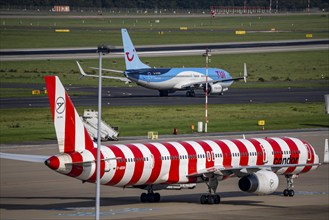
[
  {"left": 76, "top": 61, "right": 131, "bottom": 83},
  {"left": 187, "top": 162, "right": 321, "bottom": 178},
  {"left": 0, "top": 152, "right": 49, "bottom": 163},
  {"left": 89, "top": 67, "right": 124, "bottom": 74}
]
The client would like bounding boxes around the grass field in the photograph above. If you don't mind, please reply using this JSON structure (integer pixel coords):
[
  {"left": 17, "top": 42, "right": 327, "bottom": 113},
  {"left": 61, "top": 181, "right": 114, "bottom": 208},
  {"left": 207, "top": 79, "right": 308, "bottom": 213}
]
[
  {"left": 0, "top": 50, "right": 328, "bottom": 94},
  {"left": 0, "top": 13, "right": 328, "bottom": 144},
  {"left": 0, "top": 14, "right": 328, "bottom": 48},
  {"left": 0, "top": 102, "right": 328, "bottom": 143}
]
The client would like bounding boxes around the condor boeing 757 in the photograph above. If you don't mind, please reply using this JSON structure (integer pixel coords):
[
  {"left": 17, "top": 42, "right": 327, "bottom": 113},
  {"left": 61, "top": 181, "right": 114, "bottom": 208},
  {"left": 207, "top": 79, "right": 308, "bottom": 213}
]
[
  {"left": 77, "top": 29, "right": 247, "bottom": 97},
  {"left": 0, "top": 76, "right": 325, "bottom": 204}
]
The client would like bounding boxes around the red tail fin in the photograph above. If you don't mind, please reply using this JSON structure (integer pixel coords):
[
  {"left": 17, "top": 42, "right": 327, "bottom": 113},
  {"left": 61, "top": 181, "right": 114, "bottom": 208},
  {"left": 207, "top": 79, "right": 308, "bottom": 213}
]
[{"left": 45, "top": 76, "right": 94, "bottom": 153}]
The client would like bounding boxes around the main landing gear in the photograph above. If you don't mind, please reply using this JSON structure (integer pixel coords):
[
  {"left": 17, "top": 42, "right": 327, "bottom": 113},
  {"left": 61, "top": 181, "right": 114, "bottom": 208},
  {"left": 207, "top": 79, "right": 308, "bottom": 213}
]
[
  {"left": 186, "top": 90, "right": 195, "bottom": 97},
  {"left": 140, "top": 186, "right": 161, "bottom": 203},
  {"left": 200, "top": 175, "right": 221, "bottom": 204},
  {"left": 283, "top": 174, "right": 295, "bottom": 197},
  {"left": 159, "top": 90, "right": 169, "bottom": 97}
]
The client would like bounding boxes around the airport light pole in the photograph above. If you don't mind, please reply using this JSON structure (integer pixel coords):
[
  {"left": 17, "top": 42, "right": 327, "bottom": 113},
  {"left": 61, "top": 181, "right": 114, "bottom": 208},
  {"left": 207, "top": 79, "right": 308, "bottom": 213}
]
[
  {"left": 96, "top": 45, "right": 110, "bottom": 220},
  {"left": 203, "top": 48, "right": 211, "bottom": 133}
]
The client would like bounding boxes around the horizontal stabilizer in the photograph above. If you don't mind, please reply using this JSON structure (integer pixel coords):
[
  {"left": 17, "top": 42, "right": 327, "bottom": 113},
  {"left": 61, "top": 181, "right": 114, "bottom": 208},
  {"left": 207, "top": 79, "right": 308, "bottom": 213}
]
[
  {"left": 0, "top": 152, "right": 48, "bottom": 163},
  {"left": 65, "top": 157, "right": 121, "bottom": 166}
]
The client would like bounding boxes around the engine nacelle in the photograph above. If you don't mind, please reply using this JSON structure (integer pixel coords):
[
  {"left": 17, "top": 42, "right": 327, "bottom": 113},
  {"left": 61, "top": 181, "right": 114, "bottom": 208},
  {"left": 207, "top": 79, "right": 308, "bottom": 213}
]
[
  {"left": 204, "top": 84, "right": 223, "bottom": 94},
  {"left": 238, "top": 170, "right": 279, "bottom": 195}
]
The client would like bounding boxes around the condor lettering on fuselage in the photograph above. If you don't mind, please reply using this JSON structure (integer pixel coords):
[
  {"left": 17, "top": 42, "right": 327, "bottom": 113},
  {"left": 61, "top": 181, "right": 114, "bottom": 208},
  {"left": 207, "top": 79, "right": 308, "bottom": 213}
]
[{"left": 273, "top": 157, "right": 299, "bottom": 165}]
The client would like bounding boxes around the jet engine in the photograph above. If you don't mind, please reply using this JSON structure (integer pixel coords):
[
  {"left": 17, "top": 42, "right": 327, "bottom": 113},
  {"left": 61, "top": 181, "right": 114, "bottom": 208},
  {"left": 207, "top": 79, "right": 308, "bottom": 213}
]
[
  {"left": 204, "top": 83, "right": 223, "bottom": 94},
  {"left": 238, "top": 170, "right": 279, "bottom": 195}
]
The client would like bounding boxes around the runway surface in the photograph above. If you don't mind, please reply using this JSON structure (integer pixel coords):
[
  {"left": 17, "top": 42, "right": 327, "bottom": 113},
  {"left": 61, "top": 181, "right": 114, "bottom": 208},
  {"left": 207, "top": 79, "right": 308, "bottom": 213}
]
[
  {"left": 1, "top": 39, "right": 328, "bottom": 61},
  {"left": 0, "top": 130, "right": 328, "bottom": 219},
  {"left": 0, "top": 85, "right": 328, "bottom": 108}
]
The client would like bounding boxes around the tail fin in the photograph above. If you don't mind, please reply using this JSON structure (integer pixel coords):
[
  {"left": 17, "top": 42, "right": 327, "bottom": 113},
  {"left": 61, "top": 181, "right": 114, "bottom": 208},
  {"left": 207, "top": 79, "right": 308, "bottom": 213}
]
[
  {"left": 121, "top": 29, "right": 150, "bottom": 70},
  {"left": 45, "top": 76, "right": 94, "bottom": 153}
]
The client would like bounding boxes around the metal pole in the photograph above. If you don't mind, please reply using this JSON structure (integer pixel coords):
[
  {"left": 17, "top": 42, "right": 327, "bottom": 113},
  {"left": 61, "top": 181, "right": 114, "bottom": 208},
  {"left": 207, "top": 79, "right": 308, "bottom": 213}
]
[
  {"left": 205, "top": 48, "right": 208, "bottom": 133},
  {"left": 95, "top": 50, "right": 102, "bottom": 220}
]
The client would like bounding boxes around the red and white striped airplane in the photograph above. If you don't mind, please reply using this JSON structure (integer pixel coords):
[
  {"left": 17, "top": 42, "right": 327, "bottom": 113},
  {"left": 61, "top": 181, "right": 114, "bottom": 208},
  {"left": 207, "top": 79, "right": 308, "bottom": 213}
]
[{"left": 0, "top": 76, "right": 323, "bottom": 204}]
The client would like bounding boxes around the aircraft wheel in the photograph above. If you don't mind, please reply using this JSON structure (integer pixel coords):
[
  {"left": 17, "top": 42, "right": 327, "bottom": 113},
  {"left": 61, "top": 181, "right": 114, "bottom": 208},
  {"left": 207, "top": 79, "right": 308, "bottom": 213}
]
[
  {"left": 200, "top": 195, "right": 207, "bottom": 204},
  {"left": 147, "top": 193, "right": 155, "bottom": 202},
  {"left": 207, "top": 195, "right": 215, "bottom": 204},
  {"left": 288, "top": 189, "right": 295, "bottom": 197},
  {"left": 140, "top": 193, "right": 147, "bottom": 202},
  {"left": 186, "top": 91, "right": 195, "bottom": 97},
  {"left": 159, "top": 90, "right": 169, "bottom": 97},
  {"left": 283, "top": 189, "right": 289, "bottom": 197},
  {"left": 214, "top": 195, "right": 220, "bottom": 204},
  {"left": 154, "top": 193, "right": 161, "bottom": 202}
]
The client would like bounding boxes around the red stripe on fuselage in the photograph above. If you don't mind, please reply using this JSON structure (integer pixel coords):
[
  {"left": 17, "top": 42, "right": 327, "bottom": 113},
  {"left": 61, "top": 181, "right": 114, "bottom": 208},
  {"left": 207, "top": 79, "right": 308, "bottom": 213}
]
[
  {"left": 181, "top": 142, "right": 197, "bottom": 183},
  {"left": 267, "top": 138, "right": 283, "bottom": 166},
  {"left": 87, "top": 148, "right": 105, "bottom": 183},
  {"left": 197, "top": 141, "right": 214, "bottom": 169},
  {"left": 248, "top": 139, "right": 265, "bottom": 165},
  {"left": 68, "top": 152, "right": 83, "bottom": 177},
  {"left": 162, "top": 143, "right": 180, "bottom": 183},
  {"left": 212, "top": 140, "right": 232, "bottom": 168},
  {"left": 125, "top": 144, "right": 144, "bottom": 186},
  {"left": 144, "top": 143, "right": 162, "bottom": 184},
  {"left": 282, "top": 138, "right": 299, "bottom": 173},
  {"left": 106, "top": 145, "right": 126, "bottom": 185},
  {"left": 231, "top": 140, "right": 249, "bottom": 166},
  {"left": 300, "top": 140, "right": 314, "bottom": 173}
]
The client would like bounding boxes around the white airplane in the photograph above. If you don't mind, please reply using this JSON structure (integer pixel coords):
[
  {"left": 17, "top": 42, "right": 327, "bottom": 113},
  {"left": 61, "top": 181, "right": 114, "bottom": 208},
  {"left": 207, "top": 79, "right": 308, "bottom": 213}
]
[
  {"left": 77, "top": 29, "right": 247, "bottom": 97},
  {"left": 0, "top": 76, "right": 325, "bottom": 204}
]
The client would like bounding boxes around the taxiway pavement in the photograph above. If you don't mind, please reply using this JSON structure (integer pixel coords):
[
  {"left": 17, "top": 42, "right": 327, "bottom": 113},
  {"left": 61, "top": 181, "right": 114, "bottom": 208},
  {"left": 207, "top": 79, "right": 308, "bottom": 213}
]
[
  {"left": 0, "top": 130, "right": 328, "bottom": 219},
  {"left": 1, "top": 86, "right": 328, "bottom": 109}
]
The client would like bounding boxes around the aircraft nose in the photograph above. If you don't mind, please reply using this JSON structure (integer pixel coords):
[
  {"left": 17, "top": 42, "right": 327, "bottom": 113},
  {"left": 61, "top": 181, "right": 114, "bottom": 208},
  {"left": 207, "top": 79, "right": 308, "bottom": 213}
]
[{"left": 45, "top": 156, "right": 60, "bottom": 170}]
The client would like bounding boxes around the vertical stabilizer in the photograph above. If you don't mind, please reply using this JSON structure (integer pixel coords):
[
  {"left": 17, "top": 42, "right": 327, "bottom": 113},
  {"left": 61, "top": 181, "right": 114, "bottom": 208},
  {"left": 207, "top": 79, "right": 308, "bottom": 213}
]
[
  {"left": 121, "top": 29, "right": 150, "bottom": 70},
  {"left": 45, "top": 76, "right": 94, "bottom": 153}
]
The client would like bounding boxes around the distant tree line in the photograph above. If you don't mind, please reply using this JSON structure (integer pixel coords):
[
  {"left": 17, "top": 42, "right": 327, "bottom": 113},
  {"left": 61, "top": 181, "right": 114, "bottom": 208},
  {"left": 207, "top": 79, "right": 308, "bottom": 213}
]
[{"left": 0, "top": 0, "right": 328, "bottom": 11}]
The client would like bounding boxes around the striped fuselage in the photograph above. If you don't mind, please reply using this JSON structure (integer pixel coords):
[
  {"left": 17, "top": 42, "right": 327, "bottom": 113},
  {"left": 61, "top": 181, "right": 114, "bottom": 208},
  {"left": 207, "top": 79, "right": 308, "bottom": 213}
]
[{"left": 46, "top": 137, "right": 319, "bottom": 187}]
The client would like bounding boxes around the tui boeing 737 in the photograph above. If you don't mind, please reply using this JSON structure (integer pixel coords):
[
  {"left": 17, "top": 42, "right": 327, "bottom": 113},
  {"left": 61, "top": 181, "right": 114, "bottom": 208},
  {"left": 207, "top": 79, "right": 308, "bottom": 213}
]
[
  {"left": 0, "top": 76, "right": 325, "bottom": 204},
  {"left": 77, "top": 29, "right": 247, "bottom": 97}
]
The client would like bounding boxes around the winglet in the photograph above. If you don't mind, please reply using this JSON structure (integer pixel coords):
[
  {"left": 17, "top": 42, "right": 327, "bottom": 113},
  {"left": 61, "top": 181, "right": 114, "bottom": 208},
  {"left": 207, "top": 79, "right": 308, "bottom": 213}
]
[
  {"left": 76, "top": 61, "right": 87, "bottom": 79},
  {"left": 243, "top": 63, "right": 247, "bottom": 83},
  {"left": 324, "top": 138, "right": 329, "bottom": 163}
]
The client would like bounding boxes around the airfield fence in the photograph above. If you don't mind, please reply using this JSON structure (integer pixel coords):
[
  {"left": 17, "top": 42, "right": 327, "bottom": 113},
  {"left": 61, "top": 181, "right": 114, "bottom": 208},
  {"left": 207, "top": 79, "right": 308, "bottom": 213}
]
[{"left": 0, "top": 5, "right": 317, "bottom": 16}]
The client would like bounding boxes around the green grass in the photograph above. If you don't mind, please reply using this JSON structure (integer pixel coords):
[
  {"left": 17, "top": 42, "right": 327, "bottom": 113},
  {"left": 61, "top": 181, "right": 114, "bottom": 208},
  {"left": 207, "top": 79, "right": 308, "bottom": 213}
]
[
  {"left": 0, "top": 50, "right": 328, "bottom": 95},
  {"left": 0, "top": 14, "right": 328, "bottom": 48},
  {"left": 0, "top": 103, "right": 328, "bottom": 143}
]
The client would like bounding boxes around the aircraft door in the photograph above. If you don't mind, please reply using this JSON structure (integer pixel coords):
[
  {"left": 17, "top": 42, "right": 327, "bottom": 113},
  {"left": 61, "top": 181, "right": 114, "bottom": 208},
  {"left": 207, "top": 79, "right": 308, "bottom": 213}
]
[
  {"left": 304, "top": 143, "right": 313, "bottom": 161},
  {"left": 146, "top": 154, "right": 154, "bottom": 169},
  {"left": 104, "top": 160, "right": 112, "bottom": 172},
  {"left": 260, "top": 144, "right": 268, "bottom": 164},
  {"left": 104, "top": 158, "right": 117, "bottom": 173},
  {"left": 147, "top": 72, "right": 151, "bottom": 83}
]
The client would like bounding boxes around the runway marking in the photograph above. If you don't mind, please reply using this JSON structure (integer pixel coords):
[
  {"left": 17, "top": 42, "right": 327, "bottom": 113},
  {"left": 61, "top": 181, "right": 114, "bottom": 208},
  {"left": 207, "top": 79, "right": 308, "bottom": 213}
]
[
  {"left": 57, "top": 207, "right": 158, "bottom": 217},
  {"left": 294, "top": 191, "right": 329, "bottom": 196}
]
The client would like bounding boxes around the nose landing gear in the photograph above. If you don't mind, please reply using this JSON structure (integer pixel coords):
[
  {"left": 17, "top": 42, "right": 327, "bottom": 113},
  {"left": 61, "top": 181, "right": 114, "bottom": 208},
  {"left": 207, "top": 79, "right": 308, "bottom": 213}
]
[{"left": 283, "top": 174, "right": 295, "bottom": 197}]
